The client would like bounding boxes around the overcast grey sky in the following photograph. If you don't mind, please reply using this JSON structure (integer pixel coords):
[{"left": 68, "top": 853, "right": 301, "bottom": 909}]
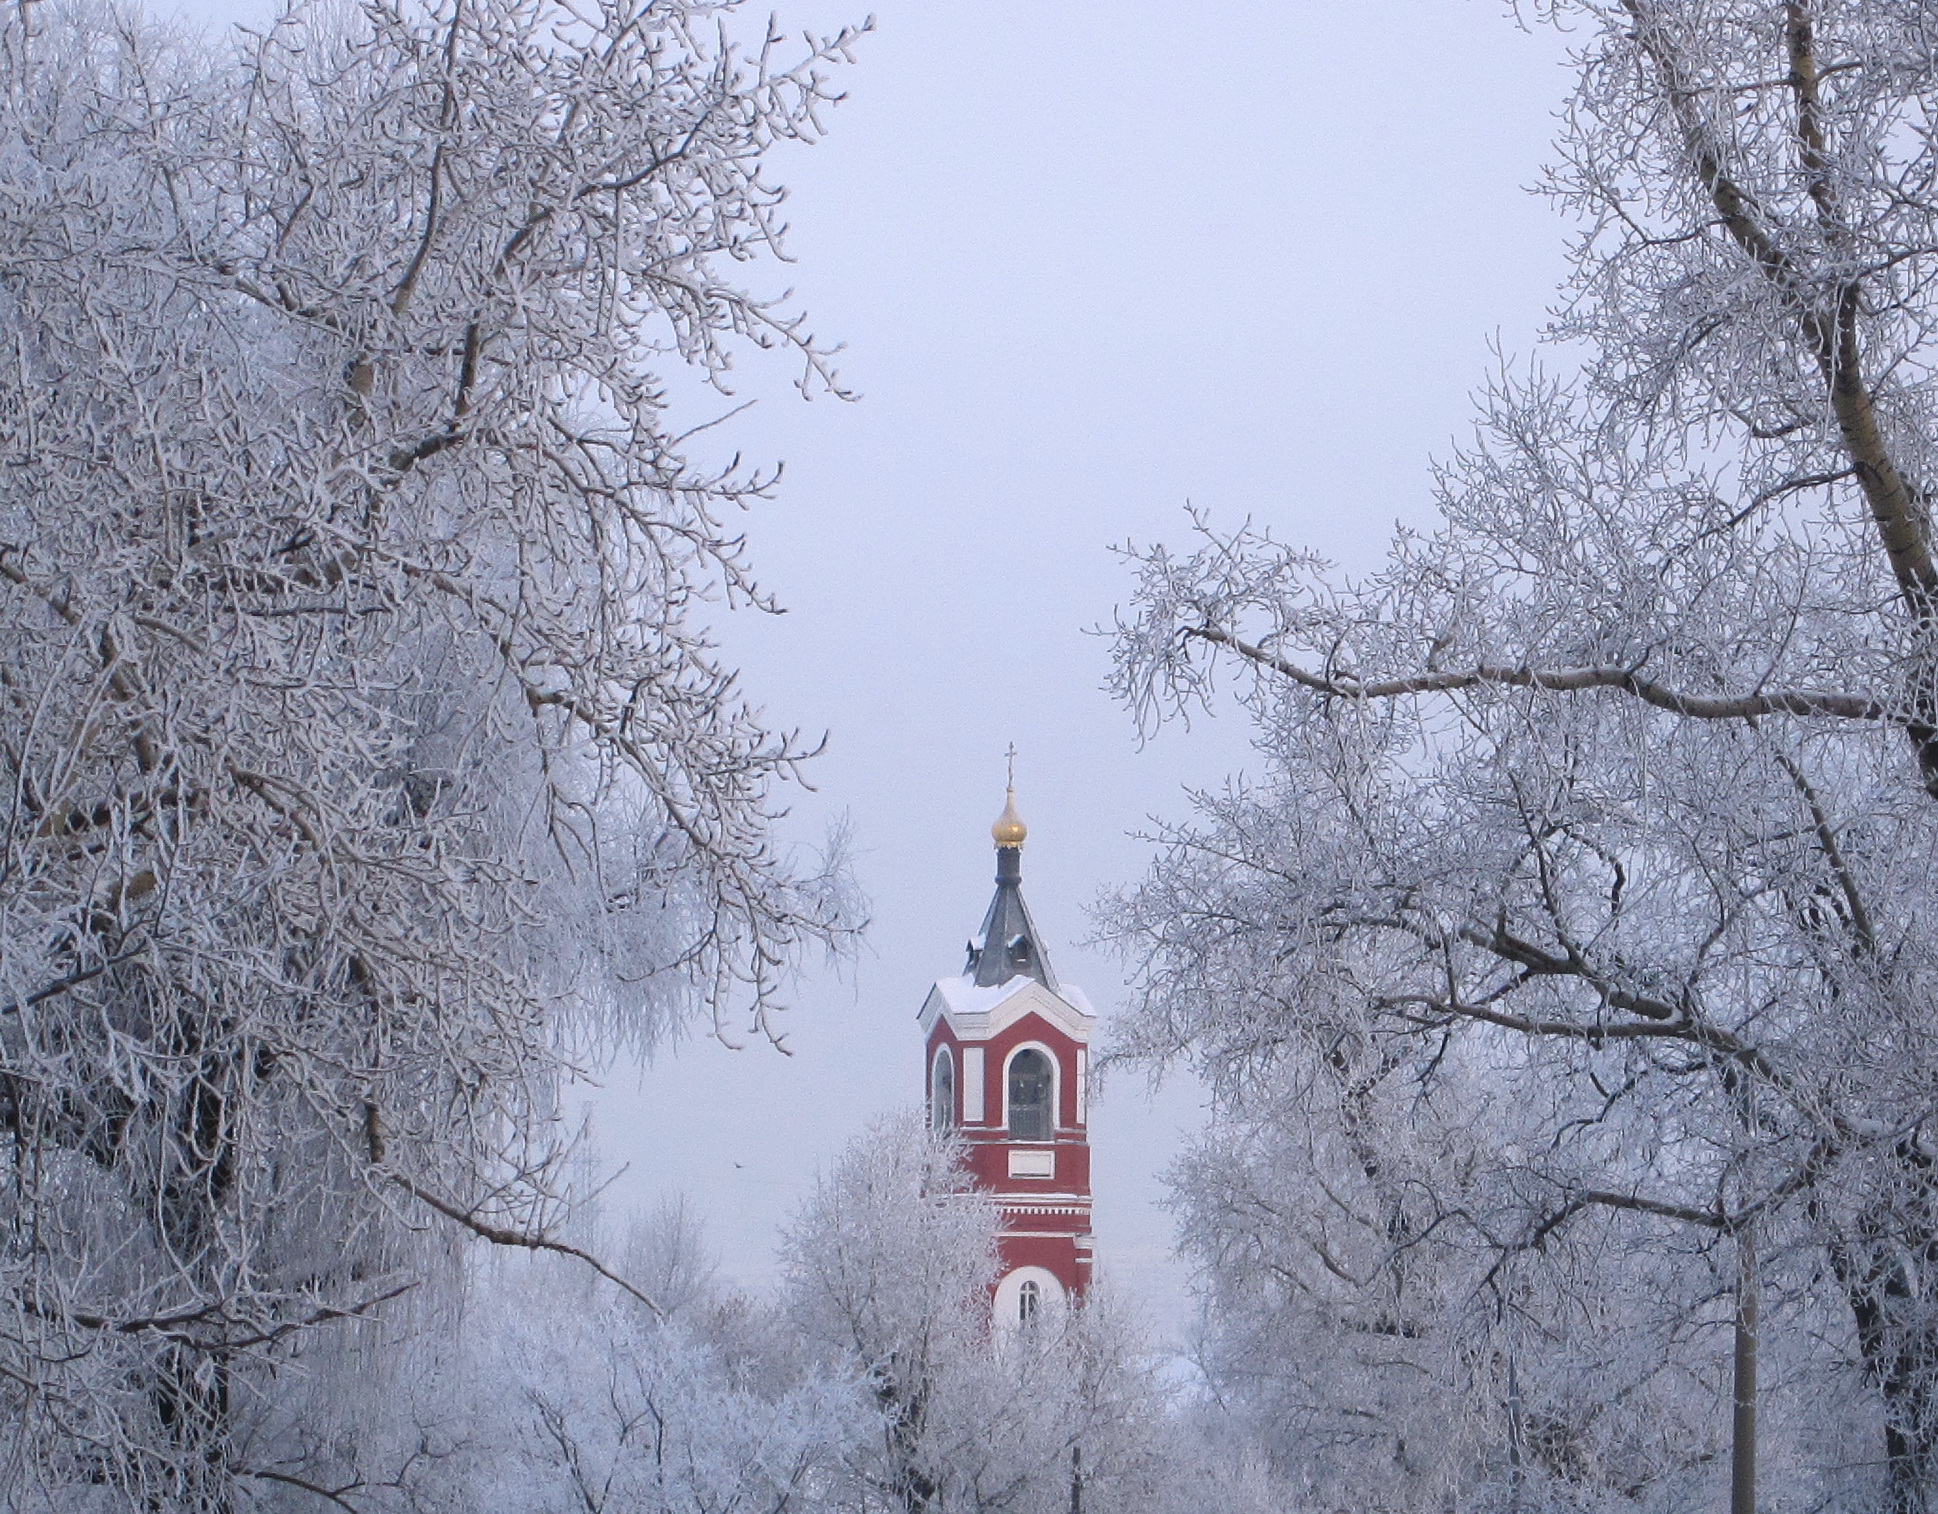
[
  {"left": 591, "top": 0, "right": 1579, "bottom": 1334},
  {"left": 163, "top": 0, "right": 1577, "bottom": 1335}
]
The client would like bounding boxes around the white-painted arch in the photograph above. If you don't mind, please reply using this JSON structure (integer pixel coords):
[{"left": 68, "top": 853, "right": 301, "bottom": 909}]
[{"left": 993, "top": 1265, "right": 1065, "bottom": 1329}]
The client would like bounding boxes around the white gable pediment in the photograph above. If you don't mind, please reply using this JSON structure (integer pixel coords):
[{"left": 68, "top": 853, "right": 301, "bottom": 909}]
[{"left": 918, "top": 973, "right": 1095, "bottom": 1045}]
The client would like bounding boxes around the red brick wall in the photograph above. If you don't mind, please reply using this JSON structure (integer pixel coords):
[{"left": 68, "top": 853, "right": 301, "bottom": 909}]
[{"left": 926, "top": 1007, "right": 1092, "bottom": 1300}]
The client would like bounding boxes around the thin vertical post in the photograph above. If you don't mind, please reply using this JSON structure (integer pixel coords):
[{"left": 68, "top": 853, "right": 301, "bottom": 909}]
[
  {"left": 1069, "top": 1445, "right": 1082, "bottom": 1514},
  {"left": 1732, "top": 1221, "right": 1758, "bottom": 1514},
  {"left": 1507, "top": 1352, "right": 1525, "bottom": 1508}
]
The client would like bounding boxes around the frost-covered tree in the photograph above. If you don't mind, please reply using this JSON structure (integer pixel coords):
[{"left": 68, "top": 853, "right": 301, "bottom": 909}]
[
  {"left": 0, "top": 0, "right": 861, "bottom": 1505},
  {"left": 239, "top": 1137, "right": 1280, "bottom": 1514},
  {"left": 1111, "top": 3, "right": 1938, "bottom": 1511},
  {"left": 780, "top": 1115, "right": 999, "bottom": 1513},
  {"left": 779, "top": 1114, "right": 1230, "bottom": 1514},
  {"left": 230, "top": 1202, "right": 858, "bottom": 1514}
]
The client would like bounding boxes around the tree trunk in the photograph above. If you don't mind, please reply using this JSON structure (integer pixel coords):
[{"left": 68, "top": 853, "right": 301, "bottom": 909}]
[
  {"left": 147, "top": 1041, "right": 242, "bottom": 1514},
  {"left": 152, "top": 1344, "right": 233, "bottom": 1514},
  {"left": 1827, "top": 1193, "right": 1938, "bottom": 1514},
  {"left": 1732, "top": 1224, "right": 1757, "bottom": 1514}
]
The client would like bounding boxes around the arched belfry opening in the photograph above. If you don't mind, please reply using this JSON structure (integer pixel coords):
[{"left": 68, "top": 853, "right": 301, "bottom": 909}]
[
  {"left": 1006, "top": 1048, "right": 1053, "bottom": 1141},
  {"left": 916, "top": 766, "right": 1095, "bottom": 1313},
  {"left": 930, "top": 1047, "right": 955, "bottom": 1130}
]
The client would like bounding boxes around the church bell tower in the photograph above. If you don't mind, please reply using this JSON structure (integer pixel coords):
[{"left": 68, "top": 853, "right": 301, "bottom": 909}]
[{"left": 917, "top": 780, "right": 1095, "bottom": 1322}]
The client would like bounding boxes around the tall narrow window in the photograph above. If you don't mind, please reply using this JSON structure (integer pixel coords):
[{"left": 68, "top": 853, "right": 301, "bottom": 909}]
[
  {"left": 1018, "top": 1278, "right": 1042, "bottom": 1326},
  {"left": 931, "top": 1048, "right": 955, "bottom": 1130},
  {"left": 1007, "top": 1048, "right": 1053, "bottom": 1141}
]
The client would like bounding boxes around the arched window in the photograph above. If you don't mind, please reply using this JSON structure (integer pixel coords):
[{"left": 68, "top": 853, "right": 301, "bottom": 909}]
[
  {"left": 993, "top": 1267, "right": 1063, "bottom": 1331},
  {"left": 930, "top": 1048, "right": 955, "bottom": 1130},
  {"left": 1007, "top": 1048, "right": 1053, "bottom": 1141}
]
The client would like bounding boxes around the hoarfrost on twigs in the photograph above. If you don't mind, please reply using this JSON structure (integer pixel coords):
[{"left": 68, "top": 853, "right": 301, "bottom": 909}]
[
  {"left": 1109, "top": 4, "right": 1938, "bottom": 1511},
  {"left": 0, "top": 0, "right": 862, "bottom": 1503}
]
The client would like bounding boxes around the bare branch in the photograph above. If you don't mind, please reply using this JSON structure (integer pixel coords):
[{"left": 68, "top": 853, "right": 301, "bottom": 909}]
[{"left": 1191, "top": 624, "right": 1889, "bottom": 723}]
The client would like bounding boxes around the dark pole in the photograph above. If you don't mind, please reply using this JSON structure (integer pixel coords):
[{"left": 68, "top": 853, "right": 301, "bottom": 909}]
[
  {"left": 1507, "top": 1353, "right": 1525, "bottom": 1510},
  {"left": 1069, "top": 1445, "right": 1082, "bottom": 1514},
  {"left": 1732, "top": 1221, "right": 1758, "bottom": 1514}
]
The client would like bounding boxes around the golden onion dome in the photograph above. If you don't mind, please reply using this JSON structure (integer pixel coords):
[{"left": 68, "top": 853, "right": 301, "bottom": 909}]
[{"left": 991, "top": 789, "right": 1027, "bottom": 848}]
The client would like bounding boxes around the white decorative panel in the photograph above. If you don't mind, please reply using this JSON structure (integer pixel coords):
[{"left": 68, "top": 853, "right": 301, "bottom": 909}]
[
  {"left": 1008, "top": 1148, "right": 1055, "bottom": 1179},
  {"left": 1076, "top": 1049, "right": 1088, "bottom": 1125},
  {"left": 961, "top": 1047, "right": 985, "bottom": 1124}
]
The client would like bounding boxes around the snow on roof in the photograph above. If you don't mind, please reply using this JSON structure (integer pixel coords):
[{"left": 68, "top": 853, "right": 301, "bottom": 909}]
[{"left": 928, "top": 972, "right": 1095, "bottom": 1022}]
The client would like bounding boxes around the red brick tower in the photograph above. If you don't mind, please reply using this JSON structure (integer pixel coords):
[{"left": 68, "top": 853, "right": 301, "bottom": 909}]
[{"left": 917, "top": 783, "right": 1095, "bottom": 1323}]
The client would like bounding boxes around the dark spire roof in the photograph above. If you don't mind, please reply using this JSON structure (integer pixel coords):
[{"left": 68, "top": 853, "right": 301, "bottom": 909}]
[{"left": 964, "top": 838, "right": 1057, "bottom": 990}]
